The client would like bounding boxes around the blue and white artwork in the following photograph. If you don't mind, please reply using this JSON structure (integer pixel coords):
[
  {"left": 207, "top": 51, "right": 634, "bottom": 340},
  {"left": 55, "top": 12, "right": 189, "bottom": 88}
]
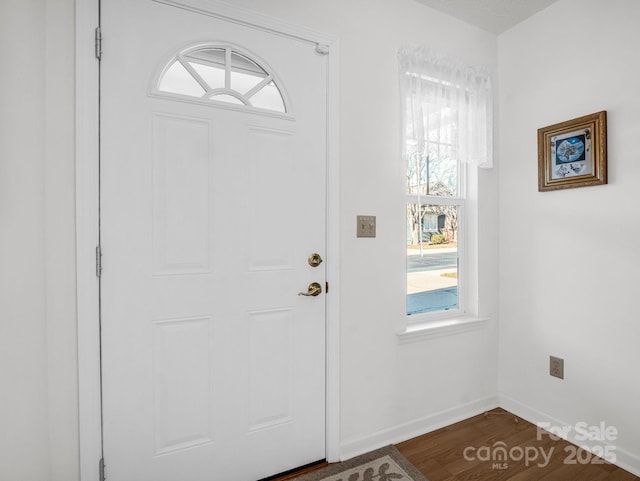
[
  {"left": 556, "top": 135, "right": 586, "bottom": 163},
  {"left": 550, "top": 129, "right": 592, "bottom": 179}
]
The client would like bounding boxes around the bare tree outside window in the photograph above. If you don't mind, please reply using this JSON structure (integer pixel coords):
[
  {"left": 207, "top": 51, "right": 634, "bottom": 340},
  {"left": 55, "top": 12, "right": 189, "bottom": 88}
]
[{"left": 405, "top": 113, "right": 461, "bottom": 315}]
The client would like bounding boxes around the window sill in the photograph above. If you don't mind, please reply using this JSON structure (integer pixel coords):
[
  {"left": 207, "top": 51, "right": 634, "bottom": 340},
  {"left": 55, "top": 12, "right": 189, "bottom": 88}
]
[{"left": 397, "top": 315, "right": 489, "bottom": 344}]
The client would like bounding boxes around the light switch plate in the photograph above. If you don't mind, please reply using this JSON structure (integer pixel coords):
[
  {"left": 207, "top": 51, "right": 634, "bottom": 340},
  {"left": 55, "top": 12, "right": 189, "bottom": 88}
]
[{"left": 357, "top": 215, "right": 376, "bottom": 238}]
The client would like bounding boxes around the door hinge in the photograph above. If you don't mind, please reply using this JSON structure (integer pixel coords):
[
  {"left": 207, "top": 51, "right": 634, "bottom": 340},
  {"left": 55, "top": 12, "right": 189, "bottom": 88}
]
[
  {"left": 99, "top": 457, "right": 106, "bottom": 481},
  {"left": 325, "top": 281, "right": 329, "bottom": 294},
  {"left": 95, "top": 27, "right": 102, "bottom": 60},
  {"left": 96, "top": 246, "right": 103, "bottom": 278}
]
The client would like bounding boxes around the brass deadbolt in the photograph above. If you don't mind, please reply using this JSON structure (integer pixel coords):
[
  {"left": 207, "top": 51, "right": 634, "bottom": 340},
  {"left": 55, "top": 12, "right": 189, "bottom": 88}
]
[{"left": 308, "top": 253, "right": 323, "bottom": 267}]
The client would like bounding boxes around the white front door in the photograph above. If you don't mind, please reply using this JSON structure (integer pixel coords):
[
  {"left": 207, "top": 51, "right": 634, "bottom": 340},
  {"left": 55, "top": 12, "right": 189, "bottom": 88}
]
[{"left": 100, "top": 1, "right": 328, "bottom": 480}]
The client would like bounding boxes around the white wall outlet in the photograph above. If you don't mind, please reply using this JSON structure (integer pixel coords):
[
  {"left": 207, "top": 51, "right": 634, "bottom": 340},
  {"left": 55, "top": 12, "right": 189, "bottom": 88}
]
[{"left": 550, "top": 356, "right": 564, "bottom": 379}]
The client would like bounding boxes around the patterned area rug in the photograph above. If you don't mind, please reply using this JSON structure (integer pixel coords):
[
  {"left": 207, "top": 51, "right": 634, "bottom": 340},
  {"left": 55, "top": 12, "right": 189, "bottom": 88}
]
[{"left": 289, "top": 446, "right": 429, "bottom": 481}]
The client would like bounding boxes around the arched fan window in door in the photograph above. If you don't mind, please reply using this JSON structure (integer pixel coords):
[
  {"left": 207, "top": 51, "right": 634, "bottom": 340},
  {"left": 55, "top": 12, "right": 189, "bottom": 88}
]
[{"left": 154, "top": 44, "right": 287, "bottom": 113}]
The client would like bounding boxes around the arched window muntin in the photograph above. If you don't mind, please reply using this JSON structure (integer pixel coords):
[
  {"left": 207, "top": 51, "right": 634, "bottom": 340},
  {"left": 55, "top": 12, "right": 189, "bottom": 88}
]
[{"left": 150, "top": 42, "right": 291, "bottom": 116}]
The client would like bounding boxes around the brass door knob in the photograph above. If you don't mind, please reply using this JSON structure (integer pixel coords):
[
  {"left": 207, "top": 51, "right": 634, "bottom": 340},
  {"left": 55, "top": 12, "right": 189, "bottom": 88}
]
[{"left": 298, "top": 282, "right": 322, "bottom": 297}]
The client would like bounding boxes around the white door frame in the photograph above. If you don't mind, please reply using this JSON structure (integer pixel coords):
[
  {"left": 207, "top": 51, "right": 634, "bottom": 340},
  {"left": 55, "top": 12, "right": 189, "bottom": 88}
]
[{"left": 75, "top": 1, "right": 341, "bottom": 479}]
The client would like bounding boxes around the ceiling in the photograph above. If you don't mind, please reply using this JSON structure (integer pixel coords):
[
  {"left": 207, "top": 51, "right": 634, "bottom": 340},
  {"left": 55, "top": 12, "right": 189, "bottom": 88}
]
[{"left": 413, "top": 0, "right": 561, "bottom": 34}]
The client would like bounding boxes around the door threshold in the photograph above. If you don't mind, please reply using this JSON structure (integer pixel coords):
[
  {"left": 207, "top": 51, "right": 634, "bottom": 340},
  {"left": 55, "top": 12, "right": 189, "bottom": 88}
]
[{"left": 259, "top": 459, "right": 328, "bottom": 481}]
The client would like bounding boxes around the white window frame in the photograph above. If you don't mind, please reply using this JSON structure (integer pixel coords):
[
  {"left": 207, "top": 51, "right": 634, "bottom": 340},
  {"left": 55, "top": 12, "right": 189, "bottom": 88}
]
[
  {"left": 399, "top": 96, "right": 487, "bottom": 342},
  {"left": 150, "top": 43, "right": 291, "bottom": 116},
  {"left": 406, "top": 159, "right": 466, "bottom": 320},
  {"left": 401, "top": 162, "right": 486, "bottom": 341}
]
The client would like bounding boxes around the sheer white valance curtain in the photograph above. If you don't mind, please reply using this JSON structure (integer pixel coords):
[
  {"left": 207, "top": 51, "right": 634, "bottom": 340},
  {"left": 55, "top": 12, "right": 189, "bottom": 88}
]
[{"left": 399, "top": 47, "right": 494, "bottom": 169}]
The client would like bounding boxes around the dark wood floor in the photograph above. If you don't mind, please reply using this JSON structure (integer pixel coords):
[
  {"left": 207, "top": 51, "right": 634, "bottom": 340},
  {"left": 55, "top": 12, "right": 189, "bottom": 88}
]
[
  {"left": 272, "top": 408, "right": 639, "bottom": 480},
  {"left": 397, "top": 408, "right": 639, "bottom": 481}
]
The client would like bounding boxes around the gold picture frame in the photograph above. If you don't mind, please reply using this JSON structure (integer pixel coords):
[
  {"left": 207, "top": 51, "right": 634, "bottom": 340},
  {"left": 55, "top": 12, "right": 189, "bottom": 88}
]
[{"left": 538, "top": 111, "right": 607, "bottom": 192}]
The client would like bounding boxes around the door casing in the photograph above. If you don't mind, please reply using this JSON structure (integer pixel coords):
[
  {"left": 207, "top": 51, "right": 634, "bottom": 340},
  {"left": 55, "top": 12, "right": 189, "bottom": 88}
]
[{"left": 75, "top": 1, "right": 341, "bottom": 479}]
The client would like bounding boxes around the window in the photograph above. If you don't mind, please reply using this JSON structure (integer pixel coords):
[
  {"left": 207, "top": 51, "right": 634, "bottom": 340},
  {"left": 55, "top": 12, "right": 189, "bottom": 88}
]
[
  {"left": 405, "top": 108, "right": 463, "bottom": 316},
  {"left": 399, "top": 48, "right": 492, "bottom": 323},
  {"left": 154, "top": 44, "right": 287, "bottom": 113}
]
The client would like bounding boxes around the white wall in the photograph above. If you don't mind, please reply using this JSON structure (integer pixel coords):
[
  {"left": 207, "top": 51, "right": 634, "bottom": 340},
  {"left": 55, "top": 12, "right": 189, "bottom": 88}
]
[
  {"left": 44, "top": 1, "right": 80, "bottom": 479},
  {"left": 229, "top": 0, "right": 500, "bottom": 455},
  {"left": 0, "top": 2, "right": 49, "bottom": 479},
  {"left": 498, "top": 0, "right": 640, "bottom": 473},
  {"left": 0, "top": 1, "right": 78, "bottom": 481}
]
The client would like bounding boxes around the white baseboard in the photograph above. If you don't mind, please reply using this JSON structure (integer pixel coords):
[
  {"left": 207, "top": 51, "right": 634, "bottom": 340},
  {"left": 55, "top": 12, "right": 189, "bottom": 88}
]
[
  {"left": 498, "top": 392, "right": 640, "bottom": 477},
  {"left": 339, "top": 396, "right": 499, "bottom": 461}
]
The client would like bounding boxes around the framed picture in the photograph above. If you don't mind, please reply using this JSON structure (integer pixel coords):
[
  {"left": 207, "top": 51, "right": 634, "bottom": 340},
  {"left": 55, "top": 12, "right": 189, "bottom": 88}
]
[{"left": 538, "top": 111, "right": 607, "bottom": 192}]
